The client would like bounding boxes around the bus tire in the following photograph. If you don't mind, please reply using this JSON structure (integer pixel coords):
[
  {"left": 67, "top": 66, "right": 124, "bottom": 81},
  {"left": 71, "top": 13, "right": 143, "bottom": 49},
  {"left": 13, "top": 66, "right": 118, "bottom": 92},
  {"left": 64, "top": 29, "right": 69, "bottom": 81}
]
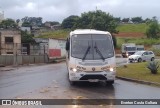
[
  {"left": 122, "top": 55, "right": 125, "bottom": 58},
  {"left": 69, "top": 80, "right": 76, "bottom": 85},
  {"left": 106, "top": 81, "right": 114, "bottom": 85}
]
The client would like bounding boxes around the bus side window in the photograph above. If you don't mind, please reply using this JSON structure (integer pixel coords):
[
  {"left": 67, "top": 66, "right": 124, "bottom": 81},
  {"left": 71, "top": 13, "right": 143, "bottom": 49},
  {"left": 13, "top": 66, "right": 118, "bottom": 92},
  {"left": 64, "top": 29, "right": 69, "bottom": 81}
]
[{"left": 65, "top": 38, "right": 70, "bottom": 51}]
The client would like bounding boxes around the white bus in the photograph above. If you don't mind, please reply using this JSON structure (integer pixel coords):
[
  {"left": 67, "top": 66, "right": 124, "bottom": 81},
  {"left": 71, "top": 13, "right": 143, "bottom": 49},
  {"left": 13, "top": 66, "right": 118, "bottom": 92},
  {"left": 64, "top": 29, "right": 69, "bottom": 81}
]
[{"left": 65, "top": 29, "right": 116, "bottom": 85}]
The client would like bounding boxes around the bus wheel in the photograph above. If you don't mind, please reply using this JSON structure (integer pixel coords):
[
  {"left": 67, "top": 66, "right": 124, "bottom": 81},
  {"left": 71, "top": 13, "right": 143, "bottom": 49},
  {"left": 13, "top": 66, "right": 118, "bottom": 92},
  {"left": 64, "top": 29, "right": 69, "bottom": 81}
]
[
  {"left": 106, "top": 81, "right": 114, "bottom": 86},
  {"left": 69, "top": 80, "right": 76, "bottom": 85},
  {"left": 68, "top": 73, "right": 76, "bottom": 85}
]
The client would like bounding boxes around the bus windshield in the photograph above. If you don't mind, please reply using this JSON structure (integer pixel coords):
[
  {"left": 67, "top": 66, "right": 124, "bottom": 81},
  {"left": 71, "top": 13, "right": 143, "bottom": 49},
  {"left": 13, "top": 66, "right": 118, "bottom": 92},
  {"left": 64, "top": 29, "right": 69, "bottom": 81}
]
[
  {"left": 126, "top": 46, "right": 136, "bottom": 51},
  {"left": 71, "top": 34, "right": 114, "bottom": 60}
]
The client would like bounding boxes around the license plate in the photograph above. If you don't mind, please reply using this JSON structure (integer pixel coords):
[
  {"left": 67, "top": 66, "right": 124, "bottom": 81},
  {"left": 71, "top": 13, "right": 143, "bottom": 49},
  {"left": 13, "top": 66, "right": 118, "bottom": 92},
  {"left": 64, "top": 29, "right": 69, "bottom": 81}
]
[{"left": 88, "top": 79, "right": 99, "bottom": 82}]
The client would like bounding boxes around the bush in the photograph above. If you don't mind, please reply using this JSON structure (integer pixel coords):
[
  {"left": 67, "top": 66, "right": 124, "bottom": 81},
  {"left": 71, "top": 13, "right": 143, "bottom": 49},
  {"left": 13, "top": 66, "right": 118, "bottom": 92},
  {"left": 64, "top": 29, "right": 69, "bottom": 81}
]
[
  {"left": 145, "top": 19, "right": 160, "bottom": 39},
  {"left": 147, "top": 61, "right": 159, "bottom": 74}
]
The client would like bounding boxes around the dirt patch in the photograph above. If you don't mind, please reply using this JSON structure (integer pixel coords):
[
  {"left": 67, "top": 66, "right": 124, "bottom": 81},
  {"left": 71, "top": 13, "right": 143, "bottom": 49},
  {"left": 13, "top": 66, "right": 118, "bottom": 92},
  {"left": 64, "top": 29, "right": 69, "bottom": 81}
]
[{"left": 114, "top": 32, "right": 145, "bottom": 38}]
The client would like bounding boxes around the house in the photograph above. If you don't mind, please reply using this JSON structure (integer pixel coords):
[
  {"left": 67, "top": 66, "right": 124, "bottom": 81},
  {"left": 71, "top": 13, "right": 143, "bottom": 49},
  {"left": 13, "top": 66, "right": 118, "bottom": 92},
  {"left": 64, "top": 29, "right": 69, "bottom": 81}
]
[
  {"left": 51, "top": 24, "right": 62, "bottom": 30},
  {"left": 21, "top": 27, "right": 31, "bottom": 34},
  {"left": 44, "top": 22, "right": 51, "bottom": 28},
  {"left": 44, "top": 22, "right": 61, "bottom": 30},
  {"left": 0, "top": 29, "right": 21, "bottom": 55}
]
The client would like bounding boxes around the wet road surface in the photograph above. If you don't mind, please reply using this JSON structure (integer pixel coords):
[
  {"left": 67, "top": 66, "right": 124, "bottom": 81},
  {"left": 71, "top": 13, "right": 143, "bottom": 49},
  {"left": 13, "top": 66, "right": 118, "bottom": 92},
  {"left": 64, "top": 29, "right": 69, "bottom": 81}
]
[{"left": 0, "top": 58, "right": 160, "bottom": 108}]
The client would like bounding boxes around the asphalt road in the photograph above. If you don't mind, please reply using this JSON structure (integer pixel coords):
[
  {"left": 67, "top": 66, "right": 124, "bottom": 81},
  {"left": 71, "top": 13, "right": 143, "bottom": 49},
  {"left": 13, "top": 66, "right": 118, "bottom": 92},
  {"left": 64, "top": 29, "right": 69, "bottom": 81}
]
[{"left": 0, "top": 58, "right": 159, "bottom": 108}]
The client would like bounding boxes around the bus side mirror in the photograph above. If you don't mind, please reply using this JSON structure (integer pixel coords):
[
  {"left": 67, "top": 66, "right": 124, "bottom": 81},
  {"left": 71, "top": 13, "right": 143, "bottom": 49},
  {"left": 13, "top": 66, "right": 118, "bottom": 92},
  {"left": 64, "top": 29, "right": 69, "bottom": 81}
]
[{"left": 65, "top": 40, "right": 70, "bottom": 51}]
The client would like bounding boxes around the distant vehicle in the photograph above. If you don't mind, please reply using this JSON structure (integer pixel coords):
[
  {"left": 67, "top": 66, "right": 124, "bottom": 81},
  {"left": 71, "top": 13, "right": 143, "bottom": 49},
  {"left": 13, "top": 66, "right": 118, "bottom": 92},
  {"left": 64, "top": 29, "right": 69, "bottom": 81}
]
[
  {"left": 128, "top": 51, "right": 155, "bottom": 62},
  {"left": 136, "top": 45, "right": 144, "bottom": 51},
  {"left": 66, "top": 29, "right": 116, "bottom": 85},
  {"left": 121, "top": 43, "right": 136, "bottom": 58}
]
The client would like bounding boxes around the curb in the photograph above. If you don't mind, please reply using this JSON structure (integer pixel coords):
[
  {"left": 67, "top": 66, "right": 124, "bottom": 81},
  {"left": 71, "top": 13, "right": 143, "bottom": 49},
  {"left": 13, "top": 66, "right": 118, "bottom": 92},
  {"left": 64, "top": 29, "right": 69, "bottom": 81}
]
[
  {"left": 0, "top": 68, "right": 15, "bottom": 71},
  {"left": 0, "top": 60, "right": 66, "bottom": 72},
  {"left": 116, "top": 76, "right": 160, "bottom": 87},
  {"left": 49, "top": 59, "right": 66, "bottom": 64}
]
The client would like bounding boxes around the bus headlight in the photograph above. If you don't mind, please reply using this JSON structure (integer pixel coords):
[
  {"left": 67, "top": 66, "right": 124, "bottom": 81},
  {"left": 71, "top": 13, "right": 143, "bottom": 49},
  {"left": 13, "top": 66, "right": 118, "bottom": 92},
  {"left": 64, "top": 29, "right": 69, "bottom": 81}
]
[
  {"left": 126, "top": 53, "right": 129, "bottom": 56},
  {"left": 109, "top": 68, "right": 114, "bottom": 72},
  {"left": 102, "top": 66, "right": 115, "bottom": 72},
  {"left": 73, "top": 68, "right": 77, "bottom": 72},
  {"left": 70, "top": 68, "right": 77, "bottom": 72}
]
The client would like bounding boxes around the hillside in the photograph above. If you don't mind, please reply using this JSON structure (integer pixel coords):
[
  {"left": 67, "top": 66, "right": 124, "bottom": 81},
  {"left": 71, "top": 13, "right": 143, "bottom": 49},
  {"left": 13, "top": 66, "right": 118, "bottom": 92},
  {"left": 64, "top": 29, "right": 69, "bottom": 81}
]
[
  {"left": 37, "top": 24, "right": 147, "bottom": 39},
  {"left": 115, "top": 23, "right": 146, "bottom": 38},
  {"left": 116, "top": 23, "right": 147, "bottom": 33},
  {"left": 36, "top": 30, "right": 70, "bottom": 39},
  {"left": 36, "top": 25, "right": 160, "bottom": 49}
]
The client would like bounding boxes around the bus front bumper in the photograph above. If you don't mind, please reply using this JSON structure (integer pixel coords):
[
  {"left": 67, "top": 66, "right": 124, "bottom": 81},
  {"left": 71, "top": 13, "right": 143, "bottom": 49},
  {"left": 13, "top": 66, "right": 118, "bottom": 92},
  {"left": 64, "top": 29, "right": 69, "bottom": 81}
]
[{"left": 69, "top": 71, "right": 116, "bottom": 82}]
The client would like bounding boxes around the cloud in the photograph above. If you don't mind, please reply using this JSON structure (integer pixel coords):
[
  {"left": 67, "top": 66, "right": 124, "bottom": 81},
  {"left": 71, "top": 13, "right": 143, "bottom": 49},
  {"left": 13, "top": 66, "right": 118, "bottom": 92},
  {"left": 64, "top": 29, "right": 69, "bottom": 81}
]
[{"left": 0, "top": 0, "right": 160, "bottom": 22}]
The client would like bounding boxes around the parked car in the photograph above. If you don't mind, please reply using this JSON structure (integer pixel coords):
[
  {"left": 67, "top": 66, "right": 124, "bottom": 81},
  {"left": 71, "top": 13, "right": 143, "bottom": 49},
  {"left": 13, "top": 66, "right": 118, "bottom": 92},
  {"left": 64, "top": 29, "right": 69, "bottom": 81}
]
[{"left": 128, "top": 51, "right": 155, "bottom": 62}]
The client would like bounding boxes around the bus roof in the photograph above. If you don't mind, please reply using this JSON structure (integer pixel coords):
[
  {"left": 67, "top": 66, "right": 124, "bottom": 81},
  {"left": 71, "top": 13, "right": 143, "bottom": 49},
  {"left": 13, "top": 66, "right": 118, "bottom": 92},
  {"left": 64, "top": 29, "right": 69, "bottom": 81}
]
[{"left": 70, "top": 29, "right": 111, "bottom": 36}]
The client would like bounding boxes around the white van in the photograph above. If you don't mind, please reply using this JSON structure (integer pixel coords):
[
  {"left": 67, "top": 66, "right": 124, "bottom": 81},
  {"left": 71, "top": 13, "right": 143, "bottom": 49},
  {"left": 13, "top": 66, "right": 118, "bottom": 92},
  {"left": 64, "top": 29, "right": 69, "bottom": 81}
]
[{"left": 65, "top": 29, "right": 116, "bottom": 85}]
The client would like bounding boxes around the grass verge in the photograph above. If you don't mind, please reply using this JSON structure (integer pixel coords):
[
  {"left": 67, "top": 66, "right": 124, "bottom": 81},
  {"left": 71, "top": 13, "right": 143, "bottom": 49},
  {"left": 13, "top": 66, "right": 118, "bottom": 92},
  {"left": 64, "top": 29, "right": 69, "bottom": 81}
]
[
  {"left": 116, "top": 62, "right": 160, "bottom": 83},
  {"left": 116, "top": 23, "right": 147, "bottom": 33}
]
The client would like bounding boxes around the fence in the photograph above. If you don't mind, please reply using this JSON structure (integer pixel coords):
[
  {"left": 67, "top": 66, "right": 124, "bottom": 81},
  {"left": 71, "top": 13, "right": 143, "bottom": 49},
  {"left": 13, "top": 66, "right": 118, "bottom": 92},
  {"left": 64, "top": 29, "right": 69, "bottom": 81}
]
[{"left": 0, "top": 43, "right": 49, "bottom": 66}]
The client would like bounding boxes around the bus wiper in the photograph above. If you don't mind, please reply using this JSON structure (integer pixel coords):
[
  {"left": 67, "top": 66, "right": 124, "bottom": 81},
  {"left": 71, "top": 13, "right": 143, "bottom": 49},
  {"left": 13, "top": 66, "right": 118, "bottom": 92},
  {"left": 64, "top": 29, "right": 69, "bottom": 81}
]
[
  {"left": 82, "top": 46, "right": 91, "bottom": 61},
  {"left": 94, "top": 43, "right": 105, "bottom": 61}
]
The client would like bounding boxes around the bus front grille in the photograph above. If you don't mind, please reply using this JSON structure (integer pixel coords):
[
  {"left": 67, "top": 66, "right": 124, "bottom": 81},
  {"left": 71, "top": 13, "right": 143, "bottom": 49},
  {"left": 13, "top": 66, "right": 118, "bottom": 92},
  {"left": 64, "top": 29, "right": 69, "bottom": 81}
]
[
  {"left": 79, "top": 62, "right": 107, "bottom": 66},
  {"left": 84, "top": 71, "right": 102, "bottom": 73},
  {"left": 80, "top": 75, "right": 107, "bottom": 80}
]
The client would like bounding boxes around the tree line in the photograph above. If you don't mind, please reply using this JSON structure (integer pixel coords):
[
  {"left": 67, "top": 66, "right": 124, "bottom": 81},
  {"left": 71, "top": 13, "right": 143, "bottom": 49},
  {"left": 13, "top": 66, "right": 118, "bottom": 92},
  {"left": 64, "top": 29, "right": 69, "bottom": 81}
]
[
  {"left": 62, "top": 10, "right": 118, "bottom": 34},
  {"left": 61, "top": 10, "right": 160, "bottom": 40},
  {"left": 0, "top": 10, "right": 160, "bottom": 45}
]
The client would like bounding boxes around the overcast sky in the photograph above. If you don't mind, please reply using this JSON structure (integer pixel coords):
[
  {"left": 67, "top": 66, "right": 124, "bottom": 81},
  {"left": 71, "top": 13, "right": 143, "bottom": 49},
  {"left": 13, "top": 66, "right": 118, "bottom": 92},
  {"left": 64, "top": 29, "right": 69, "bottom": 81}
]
[{"left": 0, "top": 0, "right": 160, "bottom": 22}]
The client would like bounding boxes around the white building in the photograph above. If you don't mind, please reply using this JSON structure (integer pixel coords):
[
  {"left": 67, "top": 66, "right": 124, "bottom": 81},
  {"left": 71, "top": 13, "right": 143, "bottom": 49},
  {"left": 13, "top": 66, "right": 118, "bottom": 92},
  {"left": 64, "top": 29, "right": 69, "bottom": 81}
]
[{"left": 21, "top": 27, "right": 31, "bottom": 34}]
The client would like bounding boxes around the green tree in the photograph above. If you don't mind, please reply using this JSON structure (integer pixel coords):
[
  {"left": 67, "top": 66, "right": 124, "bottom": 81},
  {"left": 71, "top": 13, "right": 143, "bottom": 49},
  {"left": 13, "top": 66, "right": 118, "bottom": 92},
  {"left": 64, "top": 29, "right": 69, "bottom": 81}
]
[
  {"left": 77, "top": 10, "right": 118, "bottom": 34},
  {"left": 131, "top": 17, "right": 143, "bottom": 23},
  {"left": 16, "top": 19, "right": 20, "bottom": 24},
  {"left": 145, "top": 18, "right": 152, "bottom": 24},
  {"left": 21, "top": 16, "right": 43, "bottom": 27},
  {"left": 0, "top": 18, "right": 17, "bottom": 29},
  {"left": 122, "top": 18, "right": 130, "bottom": 23},
  {"left": 22, "top": 22, "right": 32, "bottom": 27},
  {"left": 61, "top": 15, "right": 80, "bottom": 29},
  {"left": 61, "top": 10, "right": 118, "bottom": 47},
  {"left": 114, "top": 17, "right": 121, "bottom": 23},
  {"left": 146, "top": 17, "right": 160, "bottom": 39},
  {"left": 21, "top": 31, "right": 35, "bottom": 43}
]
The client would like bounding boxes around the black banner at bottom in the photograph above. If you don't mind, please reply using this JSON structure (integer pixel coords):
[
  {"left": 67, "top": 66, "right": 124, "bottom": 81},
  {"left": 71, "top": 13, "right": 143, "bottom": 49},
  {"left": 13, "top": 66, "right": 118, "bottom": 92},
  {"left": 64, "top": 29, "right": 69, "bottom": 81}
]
[{"left": 0, "top": 99, "right": 160, "bottom": 105}]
